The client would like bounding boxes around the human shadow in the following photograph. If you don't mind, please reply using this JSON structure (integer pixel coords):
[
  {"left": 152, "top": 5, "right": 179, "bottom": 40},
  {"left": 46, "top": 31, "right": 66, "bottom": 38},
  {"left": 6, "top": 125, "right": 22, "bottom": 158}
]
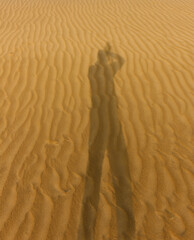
[{"left": 78, "top": 44, "right": 135, "bottom": 240}]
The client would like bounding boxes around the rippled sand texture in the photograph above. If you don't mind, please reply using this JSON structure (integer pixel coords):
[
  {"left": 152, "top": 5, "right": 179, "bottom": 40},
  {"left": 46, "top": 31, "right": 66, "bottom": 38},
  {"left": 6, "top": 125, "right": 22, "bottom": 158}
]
[{"left": 0, "top": 0, "right": 194, "bottom": 239}]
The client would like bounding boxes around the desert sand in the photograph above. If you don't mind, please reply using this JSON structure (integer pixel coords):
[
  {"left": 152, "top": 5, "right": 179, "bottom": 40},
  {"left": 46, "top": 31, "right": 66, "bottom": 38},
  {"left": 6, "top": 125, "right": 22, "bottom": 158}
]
[{"left": 0, "top": 0, "right": 194, "bottom": 239}]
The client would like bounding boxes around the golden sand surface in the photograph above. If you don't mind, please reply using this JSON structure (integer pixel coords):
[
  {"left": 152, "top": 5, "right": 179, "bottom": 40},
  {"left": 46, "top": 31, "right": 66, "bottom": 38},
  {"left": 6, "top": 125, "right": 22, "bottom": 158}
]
[{"left": 0, "top": 0, "right": 194, "bottom": 239}]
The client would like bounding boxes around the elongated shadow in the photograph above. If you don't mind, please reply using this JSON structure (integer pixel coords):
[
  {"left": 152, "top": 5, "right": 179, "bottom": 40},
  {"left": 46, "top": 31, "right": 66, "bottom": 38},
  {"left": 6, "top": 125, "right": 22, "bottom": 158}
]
[{"left": 78, "top": 44, "right": 135, "bottom": 240}]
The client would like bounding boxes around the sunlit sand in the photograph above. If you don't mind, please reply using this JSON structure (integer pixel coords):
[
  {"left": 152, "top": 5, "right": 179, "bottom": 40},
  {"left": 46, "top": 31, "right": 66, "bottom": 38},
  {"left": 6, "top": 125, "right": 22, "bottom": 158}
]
[{"left": 0, "top": 0, "right": 193, "bottom": 239}]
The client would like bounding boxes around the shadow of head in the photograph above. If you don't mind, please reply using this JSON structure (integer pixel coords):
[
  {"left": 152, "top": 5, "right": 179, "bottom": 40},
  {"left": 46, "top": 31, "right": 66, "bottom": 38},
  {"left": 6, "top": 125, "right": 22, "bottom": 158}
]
[
  {"left": 97, "top": 42, "right": 125, "bottom": 69},
  {"left": 97, "top": 42, "right": 111, "bottom": 64}
]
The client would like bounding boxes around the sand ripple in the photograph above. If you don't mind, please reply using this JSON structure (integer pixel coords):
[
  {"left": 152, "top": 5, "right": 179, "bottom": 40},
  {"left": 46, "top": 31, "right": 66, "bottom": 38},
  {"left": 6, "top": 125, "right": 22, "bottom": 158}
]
[{"left": 0, "top": 0, "right": 193, "bottom": 239}]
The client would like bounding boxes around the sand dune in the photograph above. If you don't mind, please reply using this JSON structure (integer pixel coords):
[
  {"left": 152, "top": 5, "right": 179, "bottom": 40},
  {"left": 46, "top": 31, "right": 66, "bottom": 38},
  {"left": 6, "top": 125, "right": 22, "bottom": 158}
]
[{"left": 0, "top": 0, "right": 194, "bottom": 239}]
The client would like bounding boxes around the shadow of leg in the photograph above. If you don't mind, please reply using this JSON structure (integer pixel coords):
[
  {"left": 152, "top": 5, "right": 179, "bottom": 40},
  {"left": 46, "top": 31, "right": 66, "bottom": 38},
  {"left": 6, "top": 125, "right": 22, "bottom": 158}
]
[
  {"left": 108, "top": 129, "right": 135, "bottom": 240},
  {"left": 78, "top": 140, "right": 105, "bottom": 240}
]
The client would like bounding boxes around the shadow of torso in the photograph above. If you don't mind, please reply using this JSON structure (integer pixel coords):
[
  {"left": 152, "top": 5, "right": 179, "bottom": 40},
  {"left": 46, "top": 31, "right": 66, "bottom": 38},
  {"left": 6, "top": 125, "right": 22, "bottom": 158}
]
[{"left": 89, "top": 56, "right": 121, "bottom": 148}]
